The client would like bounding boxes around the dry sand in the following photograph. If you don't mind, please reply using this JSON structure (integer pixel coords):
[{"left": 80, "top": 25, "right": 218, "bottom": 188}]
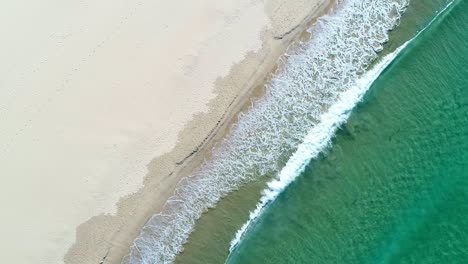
[{"left": 0, "top": 0, "right": 331, "bottom": 263}]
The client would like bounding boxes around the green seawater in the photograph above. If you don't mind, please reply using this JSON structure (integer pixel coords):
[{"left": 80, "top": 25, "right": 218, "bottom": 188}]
[
  {"left": 175, "top": 0, "right": 468, "bottom": 264},
  {"left": 227, "top": 0, "right": 468, "bottom": 263}
]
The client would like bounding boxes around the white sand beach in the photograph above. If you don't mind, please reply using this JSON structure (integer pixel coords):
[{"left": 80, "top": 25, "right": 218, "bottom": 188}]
[{"left": 0, "top": 0, "right": 330, "bottom": 263}]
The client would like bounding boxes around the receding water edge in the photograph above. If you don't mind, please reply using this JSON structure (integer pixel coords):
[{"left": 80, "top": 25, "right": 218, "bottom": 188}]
[
  {"left": 226, "top": 0, "right": 467, "bottom": 262},
  {"left": 123, "top": 0, "right": 456, "bottom": 263},
  {"left": 227, "top": 0, "right": 457, "bottom": 259}
]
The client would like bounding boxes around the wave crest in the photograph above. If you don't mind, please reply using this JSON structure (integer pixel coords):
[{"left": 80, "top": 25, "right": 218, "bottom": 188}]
[{"left": 123, "top": 0, "right": 409, "bottom": 263}]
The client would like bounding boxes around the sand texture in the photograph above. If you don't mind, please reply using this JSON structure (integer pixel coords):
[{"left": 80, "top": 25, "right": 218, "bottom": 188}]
[{"left": 0, "top": 0, "right": 331, "bottom": 263}]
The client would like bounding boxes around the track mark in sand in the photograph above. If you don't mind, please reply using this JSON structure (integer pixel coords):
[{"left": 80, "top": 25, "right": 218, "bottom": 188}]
[
  {"left": 1, "top": 0, "right": 146, "bottom": 160},
  {"left": 175, "top": 96, "right": 239, "bottom": 167}
]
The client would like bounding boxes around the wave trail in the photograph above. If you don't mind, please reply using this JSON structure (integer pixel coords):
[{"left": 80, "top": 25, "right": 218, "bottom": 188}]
[
  {"left": 227, "top": 0, "right": 458, "bottom": 256},
  {"left": 123, "top": 1, "right": 410, "bottom": 263},
  {"left": 228, "top": 41, "right": 410, "bottom": 254}
]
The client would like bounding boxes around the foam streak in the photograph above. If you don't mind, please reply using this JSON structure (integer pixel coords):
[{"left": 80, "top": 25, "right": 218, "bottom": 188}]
[
  {"left": 228, "top": 0, "right": 457, "bottom": 255},
  {"left": 228, "top": 41, "right": 410, "bottom": 253},
  {"left": 123, "top": 1, "right": 410, "bottom": 263}
]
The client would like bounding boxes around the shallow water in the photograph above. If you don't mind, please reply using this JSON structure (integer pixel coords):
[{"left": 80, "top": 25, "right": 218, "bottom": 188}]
[
  {"left": 125, "top": 1, "right": 414, "bottom": 263},
  {"left": 174, "top": 1, "right": 452, "bottom": 263},
  {"left": 226, "top": 0, "right": 468, "bottom": 263}
]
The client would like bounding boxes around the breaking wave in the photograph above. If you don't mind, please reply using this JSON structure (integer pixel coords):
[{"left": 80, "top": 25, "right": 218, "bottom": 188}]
[
  {"left": 228, "top": 41, "right": 411, "bottom": 254},
  {"left": 227, "top": 0, "right": 457, "bottom": 255},
  {"left": 123, "top": 0, "right": 409, "bottom": 263}
]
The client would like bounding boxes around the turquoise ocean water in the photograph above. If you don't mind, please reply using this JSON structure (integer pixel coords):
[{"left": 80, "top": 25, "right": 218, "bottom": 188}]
[
  {"left": 226, "top": 0, "right": 468, "bottom": 263},
  {"left": 125, "top": 1, "right": 468, "bottom": 263}
]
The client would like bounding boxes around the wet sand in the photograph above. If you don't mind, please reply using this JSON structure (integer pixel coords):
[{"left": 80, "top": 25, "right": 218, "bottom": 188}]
[{"left": 0, "top": 0, "right": 331, "bottom": 263}]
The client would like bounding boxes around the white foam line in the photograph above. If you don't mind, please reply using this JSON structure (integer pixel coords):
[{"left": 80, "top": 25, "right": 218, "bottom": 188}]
[
  {"left": 124, "top": 0, "right": 414, "bottom": 262},
  {"left": 227, "top": 0, "right": 457, "bottom": 253},
  {"left": 228, "top": 41, "right": 411, "bottom": 254}
]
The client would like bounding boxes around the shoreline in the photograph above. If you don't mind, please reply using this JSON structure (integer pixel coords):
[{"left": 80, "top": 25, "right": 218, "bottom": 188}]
[
  {"left": 71, "top": 1, "right": 335, "bottom": 263},
  {"left": 0, "top": 1, "right": 333, "bottom": 263},
  {"left": 222, "top": 0, "right": 466, "bottom": 262}
]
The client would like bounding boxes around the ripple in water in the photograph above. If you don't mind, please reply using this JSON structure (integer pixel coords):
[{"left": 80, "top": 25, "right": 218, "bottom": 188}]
[{"left": 123, "top": 0, "right": 409, "bottom": 263}]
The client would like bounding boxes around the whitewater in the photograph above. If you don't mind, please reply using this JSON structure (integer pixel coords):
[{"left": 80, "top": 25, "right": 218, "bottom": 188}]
[
  {"left": 123, "top": 0, "right": 410, "bottom": 263},
  {"left": 227, "top": 44, "right": 404, "bottom": 253},
  {"left": 228, "top": 0, "right": 457, "bottom": 255},
  {"left": 228, "top": 41, "right": 410, "bottom": 254}
]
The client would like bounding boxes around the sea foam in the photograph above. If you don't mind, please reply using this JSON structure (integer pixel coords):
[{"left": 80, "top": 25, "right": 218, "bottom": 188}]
[
  {"left": 228, "top": 0, "right": 457, "bottom": 256},
  {"left": 123, "top": 1, "right": 409, "bottom": 263},
  {"left": 228, "top": 41, "right": 411, "bottom": 253}
]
